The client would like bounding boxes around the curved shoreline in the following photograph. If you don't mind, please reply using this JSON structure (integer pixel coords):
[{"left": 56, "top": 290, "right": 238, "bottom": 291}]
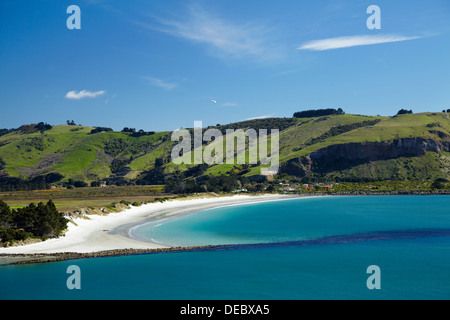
[
  {"left": 121, "top": 194, "right": 307, "bottom": 246},
  {"left": 1, "top": 192, "right": 448, "bottom": 265},
  {"left": 0, "top": 194, "right": 297, "bottom": 257}
]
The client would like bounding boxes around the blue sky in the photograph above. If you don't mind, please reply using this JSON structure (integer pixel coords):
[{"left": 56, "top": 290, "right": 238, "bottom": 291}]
[{"left": 1, "top": 0, "right": 449, "bottom": 132}]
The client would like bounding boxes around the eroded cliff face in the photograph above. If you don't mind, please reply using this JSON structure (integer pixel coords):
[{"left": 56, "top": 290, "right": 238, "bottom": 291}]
[
  {"left": 279, "top": 156, "right": 312, "bottom": 177},
  {"left": 282, "top": 137, "right": 450, "bottom": 177}
]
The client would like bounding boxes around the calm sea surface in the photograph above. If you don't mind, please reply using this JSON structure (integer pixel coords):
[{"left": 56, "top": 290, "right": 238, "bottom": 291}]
[{"left": 1, "top": 196, "right": 449, "bottom": 300}]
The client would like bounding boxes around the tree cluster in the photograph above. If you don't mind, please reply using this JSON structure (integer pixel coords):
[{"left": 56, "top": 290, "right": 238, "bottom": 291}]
[
  {"left": 0, "top": 200, "right": 68, "bottom": 244},
  {"left": 0, "top": 122, "right": 52, "bottom": 137},
  {"left": 90, "top": 127, "right": 113, "bottom": 134},
  {"left": 64, "top": 178, "right": 88, "bottom": 188},
  {"left": 0, "top": 128, "right": 15, "bottom": 137},
  {"left": 396, "top": 109, "right": 413, "bottom": 115},
  {"left": 165, "top": 174, "right": 246, "bottom": 194},
  {"left": 110, "top": 158, "right": 132, "bottom": 173},
  {"left": 431, "top": 178, "right": 449, "bottom": 190},
  {"left": 122, "top": 128, "right": 156, "bottom": 137},
  {"left": 0, "top": 173, "right": 64, "bottom": 191},
  {"left": 293, "top": 108, "right": 345, "bottom": 118},
  {"left": 35, "top": 122, "right": 53, "bottom": 133},
  {"left": 212, "top": 118, "right": 296, "bottom": 134},
  {"left": 135, "top": 166, "right": 166, "bottom": 185}
]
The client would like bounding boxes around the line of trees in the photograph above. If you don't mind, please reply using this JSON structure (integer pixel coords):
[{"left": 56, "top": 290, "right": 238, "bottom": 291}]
[
  {"left": 293, "top": 108, "right": 345, "bottom": 118},
  {"left": 0, "top": 122, "right": 53, "bottom": 137},
  {"left": 121, "top": 127, "right": 156, "bottom": 137},
  {"left": 165, "top": 174, "right": 247, "bottom": 194},
  {"left": 0, "top": 173, "right": 65, "bottom": 191}
]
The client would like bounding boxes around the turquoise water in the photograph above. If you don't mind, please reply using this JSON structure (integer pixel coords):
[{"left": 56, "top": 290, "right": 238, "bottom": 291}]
[
  {"left": 132, "top": 196, "right": 450, "bottom": 246},
  {"left": 0, "top": 196, "right": 449, "bottom": 300}
]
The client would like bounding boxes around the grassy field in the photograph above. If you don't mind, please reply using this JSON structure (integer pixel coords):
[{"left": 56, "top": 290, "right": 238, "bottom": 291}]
[
  {"left": 0, "top": 185, "right": 171, "bottom": 211},
  {"left": 1, "top": 181, "right": 448, "bottom": 213}
]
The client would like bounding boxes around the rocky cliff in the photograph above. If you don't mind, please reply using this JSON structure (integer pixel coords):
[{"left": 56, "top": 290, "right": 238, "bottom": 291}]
[{"left": 282, "top": 137, "right": 450, "bottom": 177}]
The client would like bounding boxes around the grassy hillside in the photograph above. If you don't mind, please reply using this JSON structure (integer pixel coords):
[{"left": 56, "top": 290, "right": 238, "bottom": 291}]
[
  {"left": 0, "top": 112, "right": 449, "bottom": 189},
  {"left": 280, "top": 112, "right": 449, "bottom": 161},
  {"left": 0, "top": 125, "right": 173, "bottom": 182}
]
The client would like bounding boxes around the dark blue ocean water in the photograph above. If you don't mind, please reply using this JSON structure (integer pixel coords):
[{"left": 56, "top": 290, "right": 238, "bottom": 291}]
[{"left": 1, "top": 196, "right": 449, "bottom": 300}]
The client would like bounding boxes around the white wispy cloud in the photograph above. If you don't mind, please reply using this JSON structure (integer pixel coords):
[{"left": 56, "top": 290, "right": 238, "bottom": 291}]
[
  {"left": 143, "top": 5, "right": 282, "bottom": 61},
  {"left": 65, "top": 90, "right": 106, "bottom": 100},
  {"left": 245, "top": 113, "right": 276, "bottom": 121},
  {"left": 298, "top": 34, "right": 421, "bottom": 51},
  {"left": 143, "top": 77, "right": 178, "bottom": 90}
]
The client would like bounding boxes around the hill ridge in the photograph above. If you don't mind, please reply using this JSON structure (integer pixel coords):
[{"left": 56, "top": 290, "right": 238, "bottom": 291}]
[{"left": 0, "top": 112, "right": 449, "bottom": 191}]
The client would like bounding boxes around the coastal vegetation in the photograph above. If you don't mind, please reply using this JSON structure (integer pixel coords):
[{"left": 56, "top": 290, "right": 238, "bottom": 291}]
[
  {"left": 0, "top": 200, "right": 67, "bottom": 245},
  {"left": 0, "top": 177, "right": 448, "bottom": 247}
]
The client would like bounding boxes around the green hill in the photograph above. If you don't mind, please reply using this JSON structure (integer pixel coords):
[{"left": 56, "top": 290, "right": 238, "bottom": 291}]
[{"left": 0, "top": 112, "right": 449, "bottom": 190}]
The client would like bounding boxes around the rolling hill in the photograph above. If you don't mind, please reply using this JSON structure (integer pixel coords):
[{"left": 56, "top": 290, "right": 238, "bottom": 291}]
[{"left": 0, "top": 111, "right": 449, "bottom": 190}]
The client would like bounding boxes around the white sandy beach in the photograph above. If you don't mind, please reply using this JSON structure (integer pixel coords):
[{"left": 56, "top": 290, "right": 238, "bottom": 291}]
[{"left": 0, "top": 194, "right": 293, "bottom": 254}]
